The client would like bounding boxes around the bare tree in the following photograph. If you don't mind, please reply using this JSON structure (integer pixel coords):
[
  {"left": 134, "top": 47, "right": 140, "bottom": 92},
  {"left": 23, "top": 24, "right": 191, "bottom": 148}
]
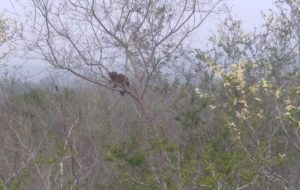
[{"left": 23, "top": 0, "right": 224, "bottom": 118}]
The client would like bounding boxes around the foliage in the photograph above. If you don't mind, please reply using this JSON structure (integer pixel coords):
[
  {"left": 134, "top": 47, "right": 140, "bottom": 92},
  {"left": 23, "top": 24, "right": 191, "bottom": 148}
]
[
  {"left": 0, "top": 0, "right": 299, "bottom": 189},
  {"left": 0, "top": 15, "right": 18, "bottom": 61}
]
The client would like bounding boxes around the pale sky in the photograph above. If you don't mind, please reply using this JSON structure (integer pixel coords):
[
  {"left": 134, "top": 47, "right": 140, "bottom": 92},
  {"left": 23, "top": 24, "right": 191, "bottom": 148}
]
[
  {"left": 0, "top": 0, "right": 275, "bottom": 81},
  {"left": 230, "top": 0, "right": 274, "bottom": 29}
]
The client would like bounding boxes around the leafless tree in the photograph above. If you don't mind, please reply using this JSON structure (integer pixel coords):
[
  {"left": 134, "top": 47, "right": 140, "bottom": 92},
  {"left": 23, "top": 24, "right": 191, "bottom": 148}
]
[{"left": 23, "top": 0, "right": 225, "bottom": 118}]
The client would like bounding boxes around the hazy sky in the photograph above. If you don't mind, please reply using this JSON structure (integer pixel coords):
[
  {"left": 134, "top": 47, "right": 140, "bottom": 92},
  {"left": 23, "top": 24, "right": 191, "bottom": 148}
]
[
  {"left": 0, "top": 0, "right": 275, "bottom": 81},
  {"left": 0, "top": 0, "right": 274, "bottom": 29},
  {"left": 230, "top": 0, "right": 274, "bottom": 29}
]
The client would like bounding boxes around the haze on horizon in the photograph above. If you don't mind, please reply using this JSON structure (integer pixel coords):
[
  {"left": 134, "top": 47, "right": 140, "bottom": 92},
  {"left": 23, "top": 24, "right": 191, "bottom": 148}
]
[{"left": 0, "top": 0, "right": 274, "bottom": 82}]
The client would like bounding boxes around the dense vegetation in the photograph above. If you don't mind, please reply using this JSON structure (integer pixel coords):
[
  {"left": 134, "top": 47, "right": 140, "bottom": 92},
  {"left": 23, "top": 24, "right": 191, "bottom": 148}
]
[{"left": 0, "top": 0, "right": 299, "bottom": 189}]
